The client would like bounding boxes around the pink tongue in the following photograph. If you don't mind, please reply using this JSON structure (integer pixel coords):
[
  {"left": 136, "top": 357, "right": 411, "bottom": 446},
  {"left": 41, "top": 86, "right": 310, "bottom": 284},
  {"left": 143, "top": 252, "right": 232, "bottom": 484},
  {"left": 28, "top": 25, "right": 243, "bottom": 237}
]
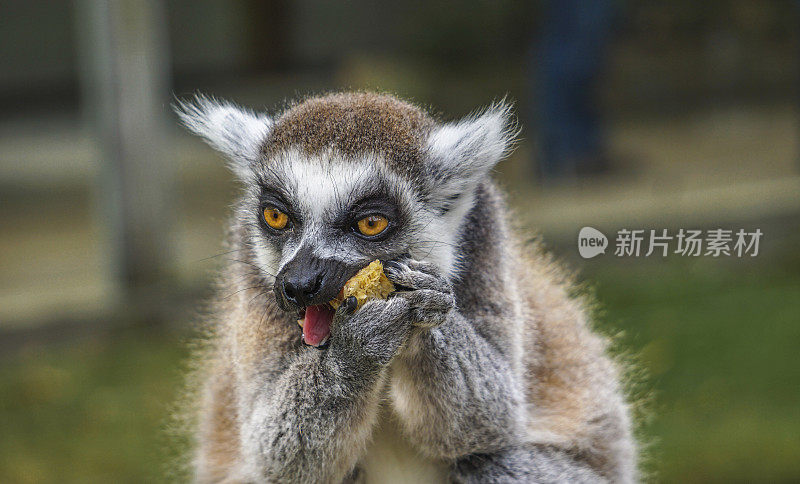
[{"left": 303, "top": 305, "right": 335, "bottom": 347}]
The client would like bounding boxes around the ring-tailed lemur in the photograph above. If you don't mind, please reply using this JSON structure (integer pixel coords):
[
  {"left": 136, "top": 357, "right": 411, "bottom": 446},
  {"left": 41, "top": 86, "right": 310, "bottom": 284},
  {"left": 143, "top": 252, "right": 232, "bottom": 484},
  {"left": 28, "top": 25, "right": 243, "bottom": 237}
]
[{"left": 176, "top": 92, "right": 636, "bottom": 483}]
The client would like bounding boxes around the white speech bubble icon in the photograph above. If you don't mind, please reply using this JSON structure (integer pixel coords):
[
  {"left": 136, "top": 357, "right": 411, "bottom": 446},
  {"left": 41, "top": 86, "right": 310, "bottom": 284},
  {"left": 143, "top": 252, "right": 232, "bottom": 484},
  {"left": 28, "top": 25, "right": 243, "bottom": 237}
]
[{"left": 578, "top": 227, "right": 608, "bottom": 259}]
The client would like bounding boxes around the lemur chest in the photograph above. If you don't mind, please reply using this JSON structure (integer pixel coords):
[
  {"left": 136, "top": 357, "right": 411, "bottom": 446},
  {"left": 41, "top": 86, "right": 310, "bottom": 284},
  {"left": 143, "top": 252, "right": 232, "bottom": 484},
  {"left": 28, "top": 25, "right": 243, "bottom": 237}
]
[{"left": 357, "top": 377, "right": 449, "bottom": 483}]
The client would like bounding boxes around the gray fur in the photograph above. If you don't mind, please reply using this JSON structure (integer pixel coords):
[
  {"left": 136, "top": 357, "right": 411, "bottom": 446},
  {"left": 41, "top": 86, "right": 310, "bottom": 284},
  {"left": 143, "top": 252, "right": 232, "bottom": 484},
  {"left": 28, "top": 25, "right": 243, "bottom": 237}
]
[
  {"left": 451, "top": 445, "right": 604, "bottom": 483},
  {"left": 239, "top": 297, "right": 413, "bottom": 482},
  {"left": 177, "top": 92, "right": 636, "bottom": 483}
]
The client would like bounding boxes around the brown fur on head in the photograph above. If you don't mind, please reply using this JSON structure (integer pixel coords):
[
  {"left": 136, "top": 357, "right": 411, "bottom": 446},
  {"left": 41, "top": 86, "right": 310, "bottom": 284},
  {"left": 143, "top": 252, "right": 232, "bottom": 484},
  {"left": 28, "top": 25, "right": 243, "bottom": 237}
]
[{"left": 263, "top": 92, "right": 434, "bottom": 178}]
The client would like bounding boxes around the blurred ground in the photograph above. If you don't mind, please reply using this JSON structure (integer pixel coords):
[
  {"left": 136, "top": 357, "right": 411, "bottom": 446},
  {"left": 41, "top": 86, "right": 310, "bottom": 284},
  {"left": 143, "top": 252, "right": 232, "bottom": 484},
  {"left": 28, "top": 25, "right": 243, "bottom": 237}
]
[
  {"left": 0, "top": 327, "right": 189, "bottom": 483},
  {"left": 587, "top": 244, "right": 800, "bottom": 483}
]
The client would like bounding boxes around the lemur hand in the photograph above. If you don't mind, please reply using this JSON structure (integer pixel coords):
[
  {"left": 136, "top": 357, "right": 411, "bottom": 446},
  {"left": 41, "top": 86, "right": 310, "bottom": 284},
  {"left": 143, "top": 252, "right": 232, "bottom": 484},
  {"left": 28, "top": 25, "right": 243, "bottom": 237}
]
[
  {"left": 384, "top": 257, "right": 455, "bottom": 329},
  {"left": 328, "top": 258, "right": 454, "bottom": 367},
  {"left": 329, "top": 295, "right": 414, "bottom": 367}
]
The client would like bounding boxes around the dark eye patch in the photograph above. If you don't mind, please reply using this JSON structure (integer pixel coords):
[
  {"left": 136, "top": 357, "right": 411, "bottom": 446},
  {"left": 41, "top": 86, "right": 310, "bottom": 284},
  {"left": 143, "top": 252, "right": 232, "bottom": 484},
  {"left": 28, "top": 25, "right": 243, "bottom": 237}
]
[
  {"left": 347, "top": 192, "right": 398, "bottom": 221},
  {"left": 349, "top": 192, "right": 396, "bottom": 217},
  {"left": 330, "top": 190, "right": 406, "bottom": 242},
  {"left": 257, "top": 186, "right": 302, "bottom": 228}
]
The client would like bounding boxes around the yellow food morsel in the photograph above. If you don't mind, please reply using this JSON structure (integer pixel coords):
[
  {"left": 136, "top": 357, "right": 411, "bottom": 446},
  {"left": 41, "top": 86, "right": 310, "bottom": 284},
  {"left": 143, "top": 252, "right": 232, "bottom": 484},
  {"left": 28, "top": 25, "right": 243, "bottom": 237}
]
[{"left": 330, "top": 260, "right": 395, "bottom": 310}]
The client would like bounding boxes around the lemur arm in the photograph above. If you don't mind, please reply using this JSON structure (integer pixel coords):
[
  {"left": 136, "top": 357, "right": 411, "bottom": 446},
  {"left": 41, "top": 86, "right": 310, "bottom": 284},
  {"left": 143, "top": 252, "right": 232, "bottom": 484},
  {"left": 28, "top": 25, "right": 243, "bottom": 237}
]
[
  {"left": 237, "top": 297, "right": 413, "bottom": 483},
  {"left": 386, "top": 260, "right": 604, "bottom": 482},
  {"left": 390, "top": 311, "right": 527, "bottom": 456},
  {"left": 450, "top": 444, "right": 605, "bottom": 484},
  {"left": 385, "top": 259, "right": 526, "bottom": 457}
]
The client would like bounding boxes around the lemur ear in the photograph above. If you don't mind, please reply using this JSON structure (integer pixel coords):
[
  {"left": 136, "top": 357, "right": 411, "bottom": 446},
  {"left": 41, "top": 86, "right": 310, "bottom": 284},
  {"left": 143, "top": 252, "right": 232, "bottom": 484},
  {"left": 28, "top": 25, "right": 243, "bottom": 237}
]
[
  {"left": 174, "top": 94, "right": 272, "bottom": 179},
  {"left": 424, "top": 102, "right": 516, "bottom": 212}
]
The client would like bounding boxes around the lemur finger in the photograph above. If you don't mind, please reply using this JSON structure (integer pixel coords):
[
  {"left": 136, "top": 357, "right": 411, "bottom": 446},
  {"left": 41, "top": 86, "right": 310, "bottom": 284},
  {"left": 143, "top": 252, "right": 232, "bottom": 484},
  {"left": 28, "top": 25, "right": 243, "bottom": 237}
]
[
  {"left": 331, "top": 297, "right": 412, "bottom": 366},
  {"left": 395, "top": 289, "right": 454, "bottom": 313},
  {"left": 354, "top": 298, "right": 412, "bottom": 342},
  {"left": 342, "top": 296, "right": 358, "bottom": 315},
  {"left": 345, "top": 298, "right": 407, "bottom": 329},
  {"left": 362, "top": 297, "right": 410, "bottom": 323},
  {"left": 384, "top": 262, "right": 450, "bottom": 292},
  {"left": 332, "top": 296, "right": 359, "bottom": 326}
]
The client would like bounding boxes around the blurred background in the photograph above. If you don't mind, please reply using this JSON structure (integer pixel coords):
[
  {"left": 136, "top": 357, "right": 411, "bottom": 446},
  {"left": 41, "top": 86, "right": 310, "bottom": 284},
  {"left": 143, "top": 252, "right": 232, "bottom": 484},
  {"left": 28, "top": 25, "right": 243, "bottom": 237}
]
[{"left": 1, "top": 1, "right": 798, "bottom": 482}]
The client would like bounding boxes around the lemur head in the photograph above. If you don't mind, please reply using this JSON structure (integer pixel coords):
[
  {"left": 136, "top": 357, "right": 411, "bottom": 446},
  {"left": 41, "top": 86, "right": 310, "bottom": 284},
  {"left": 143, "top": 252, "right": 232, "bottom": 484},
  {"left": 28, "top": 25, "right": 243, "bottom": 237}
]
[{"left": 177, "top": 92, "right": 515, "bottom": 313}]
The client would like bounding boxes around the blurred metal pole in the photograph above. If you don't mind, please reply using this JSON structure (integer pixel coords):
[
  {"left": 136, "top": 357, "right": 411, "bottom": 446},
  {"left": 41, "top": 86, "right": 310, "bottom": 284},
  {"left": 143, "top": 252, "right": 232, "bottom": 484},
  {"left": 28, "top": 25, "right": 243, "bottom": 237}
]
[{"left": 76, "top": 0, "right": 173, "bottom": 315}]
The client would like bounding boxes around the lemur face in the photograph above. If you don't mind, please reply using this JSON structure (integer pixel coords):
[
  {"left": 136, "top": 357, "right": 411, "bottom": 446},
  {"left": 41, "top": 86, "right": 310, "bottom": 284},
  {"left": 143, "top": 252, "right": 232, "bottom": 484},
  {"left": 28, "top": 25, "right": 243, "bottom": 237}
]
[
  {"left": 247, "top": 152, "right": 423, "bottom": 310},
  {"left": 176, "top": 92, "right": 513, "bottom": 313}
]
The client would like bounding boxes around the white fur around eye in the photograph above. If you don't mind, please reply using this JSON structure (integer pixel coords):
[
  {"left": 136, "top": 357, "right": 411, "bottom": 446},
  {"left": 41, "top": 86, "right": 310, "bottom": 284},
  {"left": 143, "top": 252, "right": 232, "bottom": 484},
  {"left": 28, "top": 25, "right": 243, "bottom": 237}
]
[
  {"left": 263, "top": 152, "right": 420, "bottom": 268},
  {"left": 249, "top": 150, "right": 469, "bottom": 279}
]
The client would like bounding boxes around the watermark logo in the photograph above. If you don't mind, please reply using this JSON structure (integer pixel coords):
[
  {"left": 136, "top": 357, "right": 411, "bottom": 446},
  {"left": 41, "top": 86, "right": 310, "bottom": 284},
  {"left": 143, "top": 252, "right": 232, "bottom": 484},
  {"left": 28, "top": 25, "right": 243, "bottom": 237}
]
[
  {"left": 578, "top": 227, "right": 609, "bottom": 259},
  {"left": 578, "top": 227, "right": 762, "bottom": 258}
]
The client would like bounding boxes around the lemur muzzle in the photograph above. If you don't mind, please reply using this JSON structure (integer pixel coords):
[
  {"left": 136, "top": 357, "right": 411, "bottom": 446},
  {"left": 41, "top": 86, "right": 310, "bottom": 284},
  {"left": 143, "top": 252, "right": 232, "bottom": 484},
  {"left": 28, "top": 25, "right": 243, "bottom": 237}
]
[{"left": 274, "top": 252, "right": 357, "bottom": 310}]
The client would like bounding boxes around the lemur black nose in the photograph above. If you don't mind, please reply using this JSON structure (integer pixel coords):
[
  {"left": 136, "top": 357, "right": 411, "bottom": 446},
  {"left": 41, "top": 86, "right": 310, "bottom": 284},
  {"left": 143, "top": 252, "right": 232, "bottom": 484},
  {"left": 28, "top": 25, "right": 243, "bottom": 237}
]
[
  {"left": 275, "top": 252, "right": 360, "bottom": 311},
  {"left": 281, "top": 273, "right": 323, "bottom": 307}
]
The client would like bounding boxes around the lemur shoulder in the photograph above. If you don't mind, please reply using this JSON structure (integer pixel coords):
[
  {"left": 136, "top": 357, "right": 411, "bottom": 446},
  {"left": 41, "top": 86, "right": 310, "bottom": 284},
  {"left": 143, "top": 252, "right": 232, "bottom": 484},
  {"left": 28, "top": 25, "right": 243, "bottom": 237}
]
[{"left": 176, "top": 92, "right": 636, "bottom": 483}]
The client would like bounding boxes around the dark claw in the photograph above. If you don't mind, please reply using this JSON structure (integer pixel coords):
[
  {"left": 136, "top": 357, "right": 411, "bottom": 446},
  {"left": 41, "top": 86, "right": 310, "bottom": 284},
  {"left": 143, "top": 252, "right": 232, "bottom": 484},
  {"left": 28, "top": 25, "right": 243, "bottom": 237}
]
[
  {"left": 343, "top": 296, "right": 358, "bottom": 315},
  {"left": 382, "top": 263, "right": 412, "bottom": 291}
]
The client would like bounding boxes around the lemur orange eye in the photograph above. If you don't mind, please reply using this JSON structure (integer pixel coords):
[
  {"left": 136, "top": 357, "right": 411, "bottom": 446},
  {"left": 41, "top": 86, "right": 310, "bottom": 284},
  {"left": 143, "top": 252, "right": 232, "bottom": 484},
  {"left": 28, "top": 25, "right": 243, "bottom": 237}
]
[
  {"left": 357, "top": 215, "right": 388, "bottom": 237},
  {"left": 264, "top": 208, "right": 289, "bottom": 230}
]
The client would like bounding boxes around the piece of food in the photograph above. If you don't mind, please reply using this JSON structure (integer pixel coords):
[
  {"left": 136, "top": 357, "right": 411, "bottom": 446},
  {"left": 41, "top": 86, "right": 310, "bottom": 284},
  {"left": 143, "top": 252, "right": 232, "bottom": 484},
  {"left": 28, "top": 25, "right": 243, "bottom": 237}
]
[{"left": 329, "top": 260, "right": 395, "bottom": 310}]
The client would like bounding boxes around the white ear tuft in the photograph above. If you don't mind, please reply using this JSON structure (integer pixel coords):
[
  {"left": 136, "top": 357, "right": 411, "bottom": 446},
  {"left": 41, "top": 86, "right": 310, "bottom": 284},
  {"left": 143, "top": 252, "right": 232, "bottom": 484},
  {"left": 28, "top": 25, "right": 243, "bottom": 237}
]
[
  {"left": 424, "top": 101, "right": 517, "bottom": 211},
  {"left": 174, "top": 94, "right": 272, "bottom": 178}
]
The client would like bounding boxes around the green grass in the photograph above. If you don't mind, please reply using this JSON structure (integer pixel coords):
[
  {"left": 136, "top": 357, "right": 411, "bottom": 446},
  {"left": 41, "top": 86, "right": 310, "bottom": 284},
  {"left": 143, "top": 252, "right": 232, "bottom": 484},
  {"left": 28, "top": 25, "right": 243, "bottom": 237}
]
[
  {"left": 1, "top": 256, "right": 798, "bottom": 482},
  {"left": 585, "top": 255, "right": 800, "bottom": 483},
  {"left": 0, "top": 328, "right": 190, "bottom": 483}
]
